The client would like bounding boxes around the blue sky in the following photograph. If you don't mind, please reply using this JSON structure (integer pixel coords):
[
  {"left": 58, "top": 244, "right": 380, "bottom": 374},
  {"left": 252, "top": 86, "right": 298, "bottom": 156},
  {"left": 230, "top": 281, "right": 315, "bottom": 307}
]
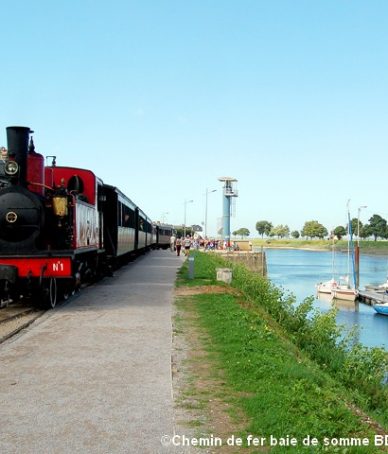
[{"left": 2, "top": 1, "right": 388, "bottom": 236}]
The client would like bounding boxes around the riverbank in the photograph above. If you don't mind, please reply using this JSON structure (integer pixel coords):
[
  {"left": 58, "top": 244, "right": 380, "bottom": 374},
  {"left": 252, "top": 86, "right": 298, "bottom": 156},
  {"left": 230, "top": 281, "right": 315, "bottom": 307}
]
[
  {"left": 174, "top": 252, "right": 388, "bottom": 453},
  {"left": 252, "top": 238, "right": 388, "bottom": 255}
]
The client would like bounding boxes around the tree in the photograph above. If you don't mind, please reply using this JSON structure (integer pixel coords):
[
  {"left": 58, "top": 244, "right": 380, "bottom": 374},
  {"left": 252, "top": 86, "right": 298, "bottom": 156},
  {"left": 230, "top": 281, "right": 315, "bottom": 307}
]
[
  {"left": 368, "top": 214, "right": 387, "bottom": 241},
  {"left": 270, "top": 224, "right": 290, "bottom": 239},
  {"left": 291, "top": 230, "right": 300, "bottom": 239},
  {"left": 255, "top": 220, "right": 273, "bottom": 238},
  {"left": 333, "top": 225, "right": 346, "bottom": 240},
  {"left": 359, "top": 224, "right": 370, "bottom": 239},
  {"left": 233, "top": 228, "right": 250, "bottom": 239},
  {"left": 301, "top": 220, "right": 328, "bottom": 239}
]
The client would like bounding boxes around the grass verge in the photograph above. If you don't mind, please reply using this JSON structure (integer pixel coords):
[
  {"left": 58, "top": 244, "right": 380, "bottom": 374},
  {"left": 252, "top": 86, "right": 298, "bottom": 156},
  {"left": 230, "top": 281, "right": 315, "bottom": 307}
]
[{"left": 175, "top": 252, "right": 388, "bottom": 453}]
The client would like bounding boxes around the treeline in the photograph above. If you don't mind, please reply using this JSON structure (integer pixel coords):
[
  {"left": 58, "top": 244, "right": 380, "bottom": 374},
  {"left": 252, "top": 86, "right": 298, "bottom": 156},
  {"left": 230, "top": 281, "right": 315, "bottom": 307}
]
[{"left": 246, "top": 215, "right": 388, "bottom": 240}]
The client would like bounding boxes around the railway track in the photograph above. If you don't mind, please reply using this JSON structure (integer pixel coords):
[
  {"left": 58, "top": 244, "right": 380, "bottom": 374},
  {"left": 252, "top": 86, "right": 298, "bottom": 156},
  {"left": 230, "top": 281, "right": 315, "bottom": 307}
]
[{"left": 0, "top": 303, "right": 45, "bottom": 344}]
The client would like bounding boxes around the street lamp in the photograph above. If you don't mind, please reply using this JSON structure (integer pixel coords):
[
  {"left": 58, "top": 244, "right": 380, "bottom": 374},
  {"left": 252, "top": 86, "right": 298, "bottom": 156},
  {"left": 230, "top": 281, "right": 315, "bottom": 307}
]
[
  {"left": 183, "top": 199, "right": 193, "bottom": 237},
  {"left": 161, "top": 212, "right": 169, "bottom": 223},
  {"left": 204, "top": 188, "right": 217, "bottom": 238}
]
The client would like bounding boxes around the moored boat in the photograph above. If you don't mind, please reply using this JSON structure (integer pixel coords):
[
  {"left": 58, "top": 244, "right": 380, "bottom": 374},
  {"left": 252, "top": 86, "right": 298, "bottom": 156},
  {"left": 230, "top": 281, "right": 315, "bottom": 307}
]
[
  {"left": 368, "top": 279, "right": 388, "bottom": 294},
  {"left": 373, "top": 302, "right": 388, "bottom": 315},
  {"left": 332, "top": 286, "right": 358, "bottom": 302},
  {"left": 316, "top": 239, "right": 337, "bottom": 295},
  {"left": 316, "top": 278, "right": 338, "bottom": 294},
  {"left": 331, "top": 204, "right": 357, "bottom": 302},
  {"left": 331, "top": 275, "right": 357, "bottom": 302}
]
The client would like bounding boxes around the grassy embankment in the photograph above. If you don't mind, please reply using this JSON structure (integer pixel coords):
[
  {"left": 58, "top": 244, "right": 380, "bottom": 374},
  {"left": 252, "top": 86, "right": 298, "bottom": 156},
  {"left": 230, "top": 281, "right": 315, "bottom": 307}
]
[
  {"left": 251, "top": 238, "right": 388, "bottom": 255},
  {"left": 175, "top": 252, "right": 388, "bottom": 453}
]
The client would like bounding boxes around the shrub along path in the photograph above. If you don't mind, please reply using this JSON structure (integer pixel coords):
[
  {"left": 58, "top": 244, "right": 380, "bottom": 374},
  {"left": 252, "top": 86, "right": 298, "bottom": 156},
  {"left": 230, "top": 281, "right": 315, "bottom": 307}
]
[{"left": 173, "top": 252, "right": 388, "bottom": 453}]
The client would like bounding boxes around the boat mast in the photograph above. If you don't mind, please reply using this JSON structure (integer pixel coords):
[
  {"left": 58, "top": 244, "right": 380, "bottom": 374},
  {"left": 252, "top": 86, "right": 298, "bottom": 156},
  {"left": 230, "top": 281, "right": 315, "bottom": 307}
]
[
  {"left": 347, "top": 201, "right": 357, "bottom": 289},
  {"left": 347, "top": 200, "right": 351, "bottom": 283}
]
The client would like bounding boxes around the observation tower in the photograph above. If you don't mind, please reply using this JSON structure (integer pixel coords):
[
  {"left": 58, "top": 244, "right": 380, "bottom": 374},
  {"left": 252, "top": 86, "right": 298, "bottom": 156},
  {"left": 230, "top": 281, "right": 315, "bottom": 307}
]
[{"left": 218, "top": 176, "right": 238, "bottom": 246}]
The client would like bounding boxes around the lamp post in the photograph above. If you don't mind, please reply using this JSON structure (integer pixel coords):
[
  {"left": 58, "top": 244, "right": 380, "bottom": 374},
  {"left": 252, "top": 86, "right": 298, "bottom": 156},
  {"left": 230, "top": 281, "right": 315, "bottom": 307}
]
[
  {"left": 355, "top": 205, "right": 367, "bottom": 289},
  {"left": 204, "top": 188, "right": 217, "bottom": 238},
  {"left": 183, "top": 199, "right": 193, "bottom": 237},
  {"left": 161, "top": 212, "right": 169, "bottom": 223},
  {"left": 357, "top": 205, "right": 367, "bottom": 245}
]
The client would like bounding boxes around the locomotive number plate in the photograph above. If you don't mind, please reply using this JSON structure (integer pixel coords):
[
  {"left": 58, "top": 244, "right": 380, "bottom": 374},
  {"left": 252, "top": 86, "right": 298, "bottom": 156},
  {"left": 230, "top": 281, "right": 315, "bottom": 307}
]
[{"left": 0, "top": 257, "right": 72, "bottom": 278}]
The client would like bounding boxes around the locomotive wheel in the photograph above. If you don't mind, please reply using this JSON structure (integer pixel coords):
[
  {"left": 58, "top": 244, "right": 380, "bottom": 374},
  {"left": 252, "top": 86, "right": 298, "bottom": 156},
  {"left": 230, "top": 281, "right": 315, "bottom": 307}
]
[{"left": 41, "top": 277, "right": 58, "bottom": 309}]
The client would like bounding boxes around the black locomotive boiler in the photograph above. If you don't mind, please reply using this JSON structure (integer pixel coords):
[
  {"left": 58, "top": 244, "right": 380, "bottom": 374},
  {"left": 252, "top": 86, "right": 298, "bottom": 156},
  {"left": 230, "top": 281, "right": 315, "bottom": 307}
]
[{"left": 0, "top": 126, "right": 174, "bottom": 308}]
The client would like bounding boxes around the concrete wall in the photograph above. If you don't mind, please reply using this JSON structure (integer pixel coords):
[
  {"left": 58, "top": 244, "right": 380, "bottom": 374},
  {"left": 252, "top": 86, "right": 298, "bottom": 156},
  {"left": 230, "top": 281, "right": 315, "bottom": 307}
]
[{"left": 219, "top": 251, "right": 267, "bottom": 276}]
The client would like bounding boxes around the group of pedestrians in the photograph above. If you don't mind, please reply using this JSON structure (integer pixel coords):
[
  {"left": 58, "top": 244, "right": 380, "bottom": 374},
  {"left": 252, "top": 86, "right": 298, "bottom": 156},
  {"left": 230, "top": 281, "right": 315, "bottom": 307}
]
[
  {"left": 170, "top": 234, "right": 192, "bottom": 256},
  {"left": 170, "top": 233, "right": 250, "bottom": 256},
  {"left": 169, "top": 235, "right": 252, "bottom": 255}
]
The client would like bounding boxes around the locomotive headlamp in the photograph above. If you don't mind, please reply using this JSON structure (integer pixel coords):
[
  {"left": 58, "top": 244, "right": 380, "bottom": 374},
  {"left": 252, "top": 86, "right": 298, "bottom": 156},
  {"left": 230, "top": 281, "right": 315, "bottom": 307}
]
[
  {"left": 52, "top": 196, "right": 68, "bottom": 217},
  {"left": 5, "top": 211, "right": 17, "bottom": 223},
  {"left": 5, "top": 160, "right": 19, "bottom": 176}
]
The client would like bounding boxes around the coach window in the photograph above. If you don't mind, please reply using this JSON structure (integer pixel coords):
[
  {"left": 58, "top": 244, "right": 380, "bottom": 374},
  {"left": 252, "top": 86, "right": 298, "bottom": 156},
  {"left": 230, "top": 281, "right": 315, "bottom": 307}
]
[
  {"left": 117, "top": 202, "right": 122, "bottom": 226},
  {"left": 123, "top": 206, "right": 130, "bottom": 228},
  {"left": 123, "top": 206, "right": 128, "bottom": 227},
  {"left": 128, "top": 208, "right": 135, "bottom": 228}
]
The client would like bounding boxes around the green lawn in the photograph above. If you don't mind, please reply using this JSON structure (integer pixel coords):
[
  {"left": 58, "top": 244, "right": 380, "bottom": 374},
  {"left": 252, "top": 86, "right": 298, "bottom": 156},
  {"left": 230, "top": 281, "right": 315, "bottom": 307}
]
[{"left": 176, "top": 252, "right": 388, "bottom": 453}]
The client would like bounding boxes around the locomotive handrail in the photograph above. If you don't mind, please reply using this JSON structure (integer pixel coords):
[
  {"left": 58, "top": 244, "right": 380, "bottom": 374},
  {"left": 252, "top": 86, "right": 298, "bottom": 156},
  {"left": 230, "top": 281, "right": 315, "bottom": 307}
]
[{"left": 26, "top": 181, "right": 54, "bottom": 190}]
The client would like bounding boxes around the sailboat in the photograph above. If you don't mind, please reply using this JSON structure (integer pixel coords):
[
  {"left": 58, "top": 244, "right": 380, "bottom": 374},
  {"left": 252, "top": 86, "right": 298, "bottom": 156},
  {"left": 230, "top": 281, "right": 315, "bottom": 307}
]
[
  {"left": 331, "top": 207, "right": 357, "bottom": 302},
  {"left": 332, "top": 276, "right": 357, "bottom": 301},
  {"left": 316, "top": 239, "right": 338, "bottom": 295},
  {"left": 316, "top": 278, "right": 338, "bottom": 294}
]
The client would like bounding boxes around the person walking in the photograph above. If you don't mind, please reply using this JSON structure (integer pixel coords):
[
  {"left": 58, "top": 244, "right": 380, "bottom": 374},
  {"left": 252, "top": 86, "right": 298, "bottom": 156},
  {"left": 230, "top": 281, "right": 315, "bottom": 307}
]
[
  {"left": 176, "top": 237, "right": 182, "bottom": 256},
  {"left": 170, "top": 234, "right": 176, "bottom": 252},
  {"left": 183, "top": 235, "right": 192, "bottom": 256}
]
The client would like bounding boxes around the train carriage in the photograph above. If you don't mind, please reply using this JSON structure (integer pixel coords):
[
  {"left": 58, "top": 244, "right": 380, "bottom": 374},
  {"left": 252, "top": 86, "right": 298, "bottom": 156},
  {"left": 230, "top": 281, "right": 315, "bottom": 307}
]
[
  {"left": 155, "top": 224, "right": 175, "bottom": 249},
  {"left": 102, "top": 185, "right": 134, "bottom": 257}
]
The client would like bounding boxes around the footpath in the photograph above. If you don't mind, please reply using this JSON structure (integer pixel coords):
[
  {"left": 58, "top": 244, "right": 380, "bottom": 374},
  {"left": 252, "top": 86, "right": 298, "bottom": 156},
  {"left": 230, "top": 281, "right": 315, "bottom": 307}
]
[{"left": 0, "top": 250, "right": 185, "bottom": 454}]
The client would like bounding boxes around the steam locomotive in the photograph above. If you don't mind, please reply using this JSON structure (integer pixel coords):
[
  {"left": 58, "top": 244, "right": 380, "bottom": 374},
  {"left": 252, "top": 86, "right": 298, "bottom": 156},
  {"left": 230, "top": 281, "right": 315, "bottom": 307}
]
[{"left": 0, "top": 126, "right": 174, "bottom": 308}]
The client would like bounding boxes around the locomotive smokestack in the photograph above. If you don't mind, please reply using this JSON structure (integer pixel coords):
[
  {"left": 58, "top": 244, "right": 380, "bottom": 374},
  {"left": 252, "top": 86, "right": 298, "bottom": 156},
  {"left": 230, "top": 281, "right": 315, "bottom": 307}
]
[{"left": 6, "top": 126, "right": 31, "bottom": 186}]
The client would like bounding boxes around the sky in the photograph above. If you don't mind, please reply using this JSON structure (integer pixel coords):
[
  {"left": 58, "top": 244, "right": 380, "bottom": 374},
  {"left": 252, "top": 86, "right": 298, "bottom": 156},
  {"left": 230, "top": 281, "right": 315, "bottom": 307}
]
[{"left": 1, "top": 0, "right": 388, "bottom": 237}]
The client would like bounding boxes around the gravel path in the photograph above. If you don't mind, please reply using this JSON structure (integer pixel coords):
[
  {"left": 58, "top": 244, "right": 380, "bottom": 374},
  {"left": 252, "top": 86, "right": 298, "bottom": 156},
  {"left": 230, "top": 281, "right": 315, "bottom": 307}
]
[{"left": 0, "top": 250, "right": 186, "bottom": 454}]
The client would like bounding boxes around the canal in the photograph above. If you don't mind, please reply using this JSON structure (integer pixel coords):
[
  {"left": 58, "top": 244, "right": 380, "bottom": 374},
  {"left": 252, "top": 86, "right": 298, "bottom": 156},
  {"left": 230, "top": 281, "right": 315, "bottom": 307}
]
[{"left": 265, "top": 248, "right": 388, "bottom": 350}]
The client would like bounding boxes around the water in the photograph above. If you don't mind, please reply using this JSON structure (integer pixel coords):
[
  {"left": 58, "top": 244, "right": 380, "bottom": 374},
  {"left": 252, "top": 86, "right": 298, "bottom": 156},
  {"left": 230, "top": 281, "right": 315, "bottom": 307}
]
[{"left": 265, "top": 248, "right": 388, "bottom": 349}]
